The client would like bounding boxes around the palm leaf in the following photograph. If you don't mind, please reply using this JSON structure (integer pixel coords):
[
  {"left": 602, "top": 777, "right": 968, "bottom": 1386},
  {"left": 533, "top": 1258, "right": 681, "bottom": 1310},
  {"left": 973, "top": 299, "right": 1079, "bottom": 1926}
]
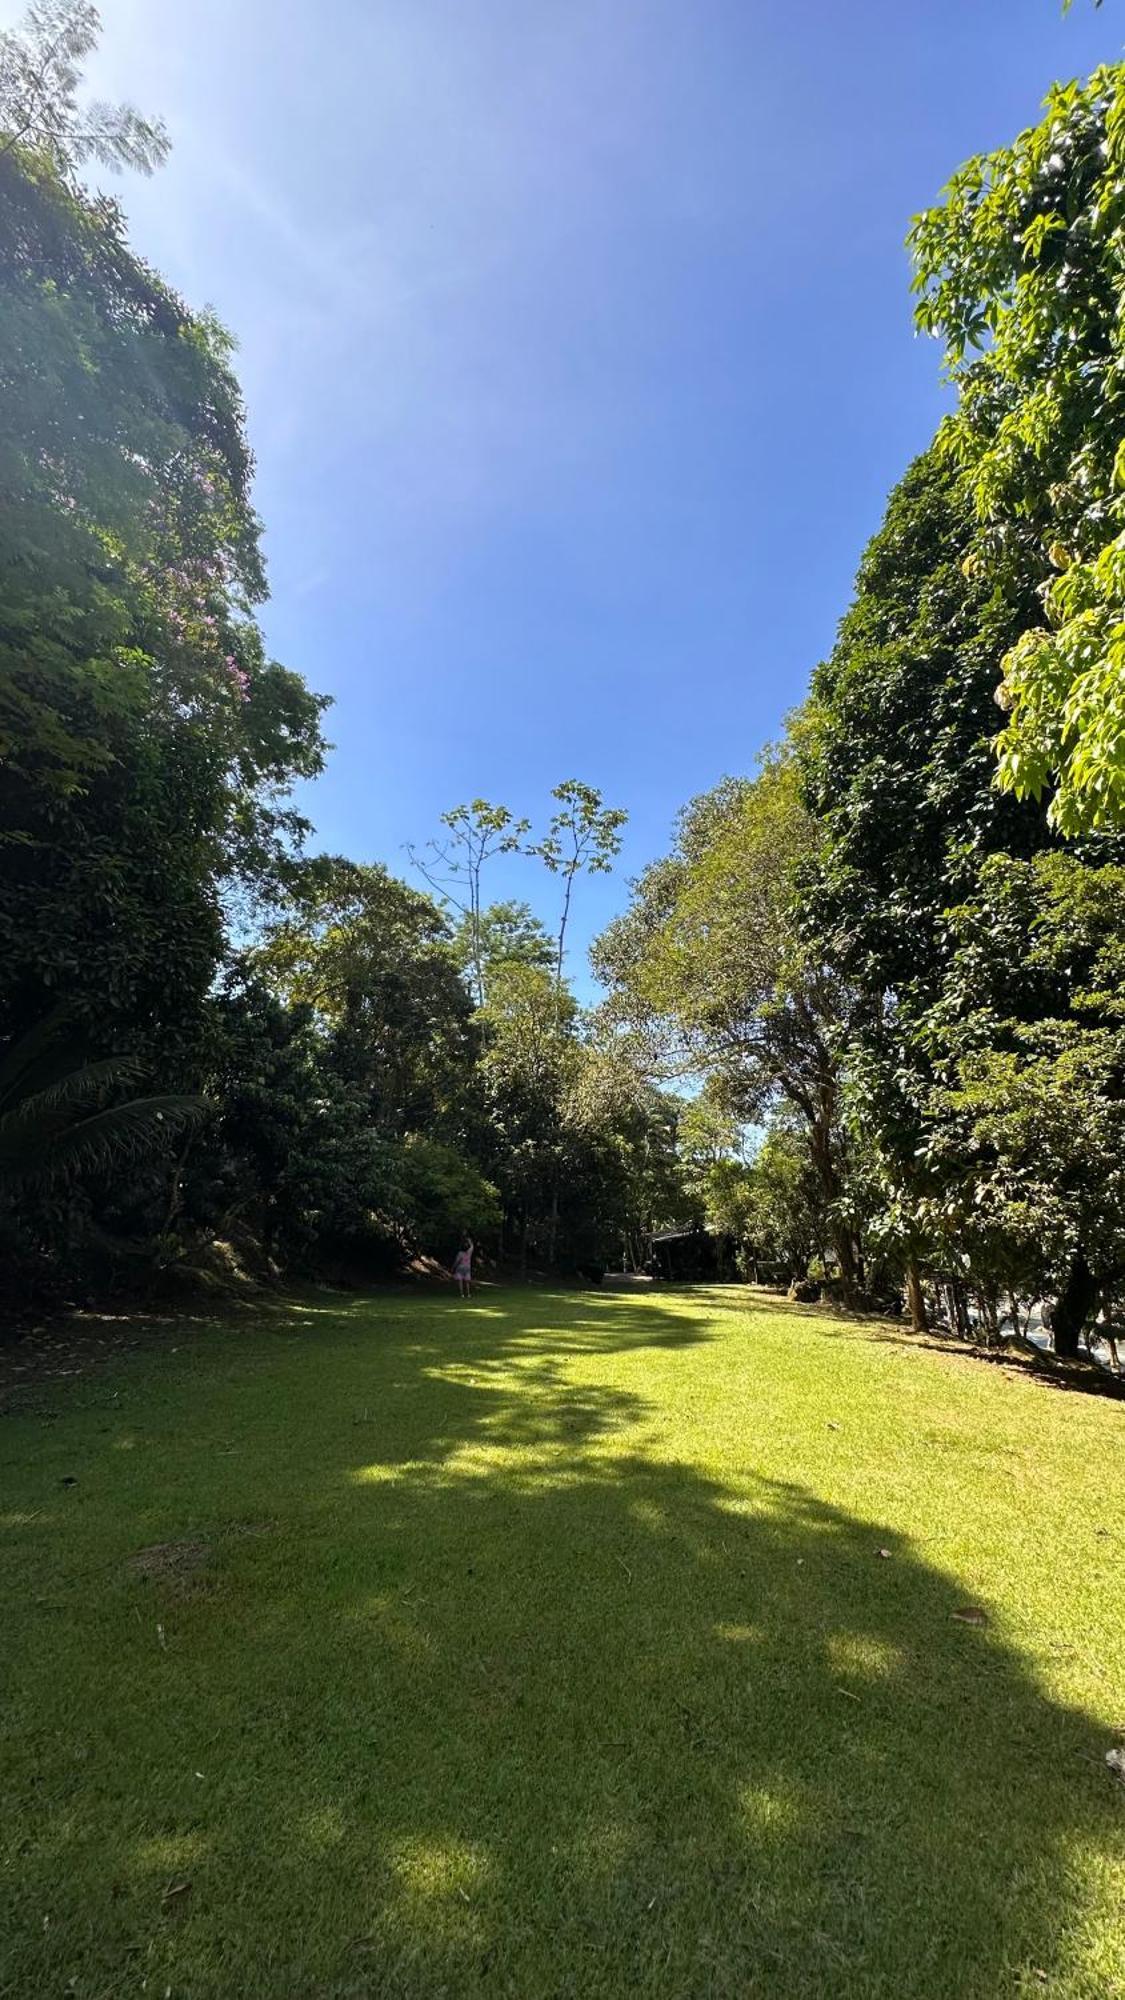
[
  {"left": 0, "top": 1005, "right": 74, "bottom": 1115},
  {"left": 0, "top": 1054, "right": 137, "bottom": 1135},
  {"left": 0, "top": 1008, "right": 139, "bottom": 1117},
  {"left": 0, "top": 1094, "right": 208, "bottom": 1187},
  {"left": 0, "top": 1010, "right": 208, "bottom": 1192}
]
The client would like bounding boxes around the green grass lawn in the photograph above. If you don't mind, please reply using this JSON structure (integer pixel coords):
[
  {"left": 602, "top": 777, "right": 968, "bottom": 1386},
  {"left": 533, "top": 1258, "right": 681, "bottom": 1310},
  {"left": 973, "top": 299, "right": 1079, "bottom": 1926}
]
[{"left": 2, "top": 1285, "right": 1123, "bottom": 1999}]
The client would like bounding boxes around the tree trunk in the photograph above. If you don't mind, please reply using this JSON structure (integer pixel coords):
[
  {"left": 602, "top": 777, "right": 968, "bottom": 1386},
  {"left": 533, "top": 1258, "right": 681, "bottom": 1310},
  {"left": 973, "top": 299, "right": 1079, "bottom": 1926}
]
[
  {"left": 831, "top": 1223, "right": 857, "bottom": 1295},
  {"left": 806, "top": 1095, "right": 855, "bottom": 1301},
  {"left": 546, "top": 1184, "right": 559, "bottom": 1267},
  {"left": 951, "top": 1280, "right": 971, "bottom": 1339},
  {"left": 977, "top": 1288, "right": 999, "bottom": 1345},
  {"left": 1051, "top": 1250, "right": 1097, "bottom": 1359},
  {"left": 906, "top": 1260, "right": 927, "bottom": 1333}
]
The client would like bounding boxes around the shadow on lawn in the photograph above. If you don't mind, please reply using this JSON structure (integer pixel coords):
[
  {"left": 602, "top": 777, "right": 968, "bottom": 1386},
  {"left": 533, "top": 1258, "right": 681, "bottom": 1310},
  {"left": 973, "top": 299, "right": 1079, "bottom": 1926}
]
[
  {"left": 811, "top": 1312, "right": 1125, "bottom": 1401},
  {"left": 11, "top": 1288, "right": 1124, "bottom": 2000}
]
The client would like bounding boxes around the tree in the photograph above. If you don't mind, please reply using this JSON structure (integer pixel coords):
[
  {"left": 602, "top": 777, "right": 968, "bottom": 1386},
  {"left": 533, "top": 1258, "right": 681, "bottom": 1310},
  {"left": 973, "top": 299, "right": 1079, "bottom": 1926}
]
[
  {"left": 919, "top": 852, "right": 1125, "bottom": 1354},
  {"left": 0, "top": 0, "right": 168, "bottom": 177},
  {"left": 910, "top": 60, "right": 1125, "bottom": 832},
  {"left": 249, "top": 858, "right": 476, "bottom": 1142},
  {"left": 594, "top": 751, "right": 862, "bottom": 1288},
  {"left": 0, "top": 29, "right": 330, "bottom": 1306},
  {"left": 530, "top": 780, "right": 627, "bottom": 1002},
  {"left": 408, "top": 801, "right": 529, "bottom": 1008},
  {"left": 0, "top": 142, "right": 327, "bottom": 1070},
  {"left": 0, "top": 1008, "right": 208, "bottom": 1307},
  {"left": 740, "top": 1127, "right": 826, "bottom": 1287},
  {"left": 414, "top": 781, "right": 629, "bottom": 1266},
  {"left": 475, "top": 961, "right": 576, "bottom": 1269},
  {"left": 193, "top": 970, "right": 498, "bottom": 1279},
  {"left": 800, "top": 439, "right": 1125, "bottom": 1343},
  {"left": 802, "top": 451, "right": 1046, "bottom": 999},
  {"left": 562, "top": 1033, "right": 685, "bottom": 1270},
  {"left": 798, "top": 450, "right": 1055, "bottom": 1324}
]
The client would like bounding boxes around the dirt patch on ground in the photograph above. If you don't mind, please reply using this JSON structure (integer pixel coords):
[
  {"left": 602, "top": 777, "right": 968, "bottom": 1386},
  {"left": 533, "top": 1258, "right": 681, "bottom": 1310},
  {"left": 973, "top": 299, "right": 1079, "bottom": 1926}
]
[
  {"left": 126, "top": 1521, "right": 276, "bottom": 1592},
  {"left": 127, "top": 1539, "right": 213, "bottom": 1591}
]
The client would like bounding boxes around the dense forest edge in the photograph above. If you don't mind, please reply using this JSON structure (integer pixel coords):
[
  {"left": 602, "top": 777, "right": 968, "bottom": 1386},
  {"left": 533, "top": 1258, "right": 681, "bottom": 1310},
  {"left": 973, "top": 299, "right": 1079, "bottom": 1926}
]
[{"left": 3, "top": 2, "right": 1125, "bottom": 1378}]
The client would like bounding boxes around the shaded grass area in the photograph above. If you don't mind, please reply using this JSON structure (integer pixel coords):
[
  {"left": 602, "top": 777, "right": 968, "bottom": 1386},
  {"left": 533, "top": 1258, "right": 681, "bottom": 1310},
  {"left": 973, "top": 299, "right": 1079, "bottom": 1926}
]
[{"left": 1, "top": 1283, "right": 1123, "bottom": 1998}]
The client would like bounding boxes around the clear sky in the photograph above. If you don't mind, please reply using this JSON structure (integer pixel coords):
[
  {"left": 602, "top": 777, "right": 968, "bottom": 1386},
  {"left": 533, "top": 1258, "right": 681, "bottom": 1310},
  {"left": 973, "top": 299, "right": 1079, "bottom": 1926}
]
[{"left": 64, "top": 0, "right": 1124, "bottom": 978}]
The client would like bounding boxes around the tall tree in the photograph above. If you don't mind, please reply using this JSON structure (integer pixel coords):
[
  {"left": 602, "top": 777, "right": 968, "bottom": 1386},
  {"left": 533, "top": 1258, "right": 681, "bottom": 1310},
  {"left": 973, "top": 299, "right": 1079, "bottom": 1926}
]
[
  {"left": 530, "top": 781, "right": 627, "bottom": 1004},
  {"left": 407, "top": 801, "right": 529, "bottom": 1008},
  {"left": 800, "top": 451, "right": 1053, "bottom": 1324},
  {"left": 801, "top": 441, "right": 1125, "bottom": 1341},
  {"left": 921, "top": 851, "right": 1125, "bottom": 1353},
  {"left": 476, "top": 961, "right": 577, "bottom": 1270},
  {"left": 0, "top": 142, "right": 327, "bottom": 1066}
]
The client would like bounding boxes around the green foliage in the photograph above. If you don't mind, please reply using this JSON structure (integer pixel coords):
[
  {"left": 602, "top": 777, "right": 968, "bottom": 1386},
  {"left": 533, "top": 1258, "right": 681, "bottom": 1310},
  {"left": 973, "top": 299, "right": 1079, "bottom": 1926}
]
[
  {"left": 800, "top": 429, "right": 1125, "bottom": 1340},
  {"left": 739, "top": 1128, "right": 825, "bottom": 1281},
  {"left": 0, "top": 141, "right": 327, "bottom": 1075},
  {"left": 207, "top": 865, "right": 494, "bottom": 1272},
  {"left": 531, "top": 780, "right": 628, "bottom": 883},
  {"left": 250, "top": 858, "right": 475, "bottom": 1140},
  {"left": 12, "top": 0, "right": 1125, "bottom": 1336},
  {"left": 448, "top": 900, "right": 555, "bottom": 997},
  {"left": 595, "top": 755, "right": 812, "bottom": 1102},
  {"left": 0, "top": 1009, "right": 207, "bottom": 1304},
  {"left": 386, "top": 1135, "right": 501, "bottom": 1249},
  {"left": 910, "top": 61, "right": 1125, "bottom": 832},
  {"left": 676, "top": 1096, "right": 828, "bottom": 1283},
  {"left": 470, "top": 961, "right": 683, "bottom": 1270},
  {"left": 0, "top": 133, "right": 328, "bottom": 1301},
  {"left": 803, "top": 450, "right": 1045, "bottom": 1001},
  {"left": 919, "top": 854, "right": 1125, "bottom": 1314},
  {"left": 189, "top": 974, "right": 496, "bottom": 1277},
  {"left": 797, "top": 452, "right": 1047, "bottom": 1298}
]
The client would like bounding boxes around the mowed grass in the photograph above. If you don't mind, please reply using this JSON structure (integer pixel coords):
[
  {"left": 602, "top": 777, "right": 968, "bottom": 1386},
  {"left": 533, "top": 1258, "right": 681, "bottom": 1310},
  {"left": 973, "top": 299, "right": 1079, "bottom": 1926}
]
[{"left": 1, "top": 1286, "right": 1123, "bottom": 2000}]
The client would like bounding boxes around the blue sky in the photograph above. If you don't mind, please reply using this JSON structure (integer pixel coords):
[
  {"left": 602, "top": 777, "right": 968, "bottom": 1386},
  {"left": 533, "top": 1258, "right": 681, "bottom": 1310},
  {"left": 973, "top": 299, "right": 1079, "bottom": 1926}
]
[{"left": 69, "top": 0, "right": 1122, "bottom": 980}]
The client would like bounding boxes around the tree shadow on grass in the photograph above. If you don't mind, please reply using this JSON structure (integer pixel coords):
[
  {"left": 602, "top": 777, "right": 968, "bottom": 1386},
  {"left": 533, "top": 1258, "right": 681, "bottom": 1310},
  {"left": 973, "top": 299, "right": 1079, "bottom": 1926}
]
[
  {"left": 5, "top": 1289, "right": 1124, "bottom": 1999},
  {"left": 809, "top": 1313, "right": 1125, "bottom": 1403}
]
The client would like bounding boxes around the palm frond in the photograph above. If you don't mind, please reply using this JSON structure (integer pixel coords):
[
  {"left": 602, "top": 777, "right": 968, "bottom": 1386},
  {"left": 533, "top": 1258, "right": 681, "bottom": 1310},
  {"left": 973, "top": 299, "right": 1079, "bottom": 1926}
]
[
  {"left": 0, "top": 1054, "right": 137, "bottom": 1135},
  {"left": 0, "top": 1005, "right": 74, "bottom": 1114},
  {"left": 1, "top": 1094, "right": 208, "bottom": 1188}
]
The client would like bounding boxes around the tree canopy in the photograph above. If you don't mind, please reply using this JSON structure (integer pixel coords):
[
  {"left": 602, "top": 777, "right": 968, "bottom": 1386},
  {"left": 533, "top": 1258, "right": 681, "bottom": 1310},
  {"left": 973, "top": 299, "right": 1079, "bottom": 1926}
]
[{"left": 911, "top": 64, "right": 1125, "bottom": 833}]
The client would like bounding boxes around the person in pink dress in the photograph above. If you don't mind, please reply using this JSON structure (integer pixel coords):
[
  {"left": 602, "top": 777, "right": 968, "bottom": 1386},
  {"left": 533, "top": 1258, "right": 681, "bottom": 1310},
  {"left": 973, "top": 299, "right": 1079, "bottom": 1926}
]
[{"left": 453, "top": 1236, "right": 474, "bottom": 1299}]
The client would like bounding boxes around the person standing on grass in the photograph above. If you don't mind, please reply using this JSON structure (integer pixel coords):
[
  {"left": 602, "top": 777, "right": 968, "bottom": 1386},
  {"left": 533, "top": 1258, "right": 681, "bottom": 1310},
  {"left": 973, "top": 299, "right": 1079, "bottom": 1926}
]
[{"left": 453, "top": 1235, "right": 474, "bottom": 1299}]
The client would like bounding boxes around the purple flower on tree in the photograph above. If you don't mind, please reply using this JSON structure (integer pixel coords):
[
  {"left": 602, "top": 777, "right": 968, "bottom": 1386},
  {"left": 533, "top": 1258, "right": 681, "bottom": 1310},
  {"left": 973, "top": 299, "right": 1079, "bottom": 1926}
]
[{"left": 224, "top": 654, "right": 250, "bottom": 701}]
